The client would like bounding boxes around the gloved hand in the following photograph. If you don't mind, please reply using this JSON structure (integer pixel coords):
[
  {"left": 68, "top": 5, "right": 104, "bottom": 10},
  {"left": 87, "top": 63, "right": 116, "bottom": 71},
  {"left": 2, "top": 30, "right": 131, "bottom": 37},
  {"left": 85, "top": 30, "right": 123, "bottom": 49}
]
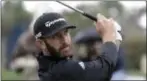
[{"left": 114, "top": 21, "right": 122, "bottom": 41}]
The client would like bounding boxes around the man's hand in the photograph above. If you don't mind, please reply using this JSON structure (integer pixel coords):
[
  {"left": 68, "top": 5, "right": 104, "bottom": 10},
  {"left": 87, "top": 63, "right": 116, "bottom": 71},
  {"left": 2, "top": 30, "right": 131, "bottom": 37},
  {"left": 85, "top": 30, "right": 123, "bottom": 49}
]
[{"left": 95, "top": 14, "right": 116, "bottom": 44}]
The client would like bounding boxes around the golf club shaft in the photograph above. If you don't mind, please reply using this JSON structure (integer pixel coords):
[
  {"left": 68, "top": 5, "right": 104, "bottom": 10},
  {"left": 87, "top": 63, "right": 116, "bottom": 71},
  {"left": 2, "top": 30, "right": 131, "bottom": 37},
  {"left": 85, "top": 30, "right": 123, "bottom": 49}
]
[{"left": 56, "top": 1, "right": 97, "bottom": 21}]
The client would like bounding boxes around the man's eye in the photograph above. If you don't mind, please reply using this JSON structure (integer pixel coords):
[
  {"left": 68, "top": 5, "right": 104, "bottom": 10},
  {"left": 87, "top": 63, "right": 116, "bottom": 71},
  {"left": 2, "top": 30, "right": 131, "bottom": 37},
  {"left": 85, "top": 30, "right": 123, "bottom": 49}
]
[
  {"left": 51, "top": 35, "right": 57, "bottom": 39},
  {"left": 64, "top": 29, "right": 69, "bottom": 34}
]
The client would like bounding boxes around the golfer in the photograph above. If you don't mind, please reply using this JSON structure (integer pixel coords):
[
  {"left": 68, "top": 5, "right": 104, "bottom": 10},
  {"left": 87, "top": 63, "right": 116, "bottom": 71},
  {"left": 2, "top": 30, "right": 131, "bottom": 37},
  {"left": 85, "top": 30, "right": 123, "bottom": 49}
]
[{"left": 33, "top": 12, "right": 122, "bottom": 81}]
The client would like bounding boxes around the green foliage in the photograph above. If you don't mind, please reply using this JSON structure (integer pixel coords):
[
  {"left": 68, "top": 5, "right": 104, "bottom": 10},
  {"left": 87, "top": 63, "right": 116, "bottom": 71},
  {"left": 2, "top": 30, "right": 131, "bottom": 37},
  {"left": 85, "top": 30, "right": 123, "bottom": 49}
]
[
  {"left": 2, "top": 68, "right": 23, "bottom": 80},
  {"left": 2, "top": 1, "right": 33, "bottom": 36},
  {"left": 123, "top": 38, "right": 146, "bottom": 70}
]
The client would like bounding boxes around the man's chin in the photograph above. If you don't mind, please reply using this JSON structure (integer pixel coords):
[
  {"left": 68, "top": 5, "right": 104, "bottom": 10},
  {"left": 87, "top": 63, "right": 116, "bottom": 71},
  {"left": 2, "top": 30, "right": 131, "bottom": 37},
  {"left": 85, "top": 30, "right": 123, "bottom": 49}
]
[{"left": 61, "top": 51, "right": 73, "bottom": 57}]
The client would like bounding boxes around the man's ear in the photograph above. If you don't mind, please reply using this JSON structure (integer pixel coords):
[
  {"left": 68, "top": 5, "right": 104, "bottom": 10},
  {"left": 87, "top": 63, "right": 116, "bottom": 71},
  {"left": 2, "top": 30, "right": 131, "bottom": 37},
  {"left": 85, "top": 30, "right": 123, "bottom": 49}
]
[{"left": 35, "top": 39, "right": 46, "bottom": 50}]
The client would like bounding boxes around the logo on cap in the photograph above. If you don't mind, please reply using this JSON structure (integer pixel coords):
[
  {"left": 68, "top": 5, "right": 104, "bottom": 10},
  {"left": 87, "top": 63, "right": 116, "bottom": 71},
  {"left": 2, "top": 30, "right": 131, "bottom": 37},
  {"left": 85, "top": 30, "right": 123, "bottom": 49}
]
[
  {"left": 45, "top": 18, "right": 66, "bottom": 28},
  {"left": 35, "top": 32, "right": 42, "bottom": 39}
]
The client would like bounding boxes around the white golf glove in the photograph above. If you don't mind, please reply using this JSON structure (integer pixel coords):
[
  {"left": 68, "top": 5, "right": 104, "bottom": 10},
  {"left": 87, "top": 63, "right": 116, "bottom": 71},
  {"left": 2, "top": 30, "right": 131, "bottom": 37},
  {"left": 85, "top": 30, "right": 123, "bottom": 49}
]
[{"left": 114, "top": 21, "right": 122, "bottom": 41}]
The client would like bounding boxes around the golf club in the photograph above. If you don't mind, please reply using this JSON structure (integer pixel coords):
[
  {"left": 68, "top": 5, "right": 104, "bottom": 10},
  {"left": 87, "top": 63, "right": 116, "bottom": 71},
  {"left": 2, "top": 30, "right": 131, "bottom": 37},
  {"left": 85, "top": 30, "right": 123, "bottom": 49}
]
[{"left": 56, "top": 1, "right": 97, "bottom": 21}]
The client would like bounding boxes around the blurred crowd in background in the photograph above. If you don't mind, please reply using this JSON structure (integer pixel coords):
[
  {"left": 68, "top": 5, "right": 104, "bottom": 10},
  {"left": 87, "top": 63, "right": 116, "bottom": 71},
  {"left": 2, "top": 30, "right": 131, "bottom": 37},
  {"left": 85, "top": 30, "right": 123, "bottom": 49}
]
[{"left": 1, "top": 1, "right": 146, "bottom": 80}]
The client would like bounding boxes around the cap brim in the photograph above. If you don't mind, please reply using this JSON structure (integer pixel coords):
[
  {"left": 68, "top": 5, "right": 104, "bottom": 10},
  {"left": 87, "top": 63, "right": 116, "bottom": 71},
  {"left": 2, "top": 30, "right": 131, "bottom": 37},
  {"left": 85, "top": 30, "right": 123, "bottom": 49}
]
[{"left": 44, "top": 25, "right": 76, "bottom": 37}]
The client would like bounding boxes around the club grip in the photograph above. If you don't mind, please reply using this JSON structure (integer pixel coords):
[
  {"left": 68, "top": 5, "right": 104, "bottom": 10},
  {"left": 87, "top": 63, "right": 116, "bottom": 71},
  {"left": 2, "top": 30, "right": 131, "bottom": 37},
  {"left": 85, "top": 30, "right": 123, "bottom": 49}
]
[{"left": 83, "top": 13, "right": 97, "bottom": 22}]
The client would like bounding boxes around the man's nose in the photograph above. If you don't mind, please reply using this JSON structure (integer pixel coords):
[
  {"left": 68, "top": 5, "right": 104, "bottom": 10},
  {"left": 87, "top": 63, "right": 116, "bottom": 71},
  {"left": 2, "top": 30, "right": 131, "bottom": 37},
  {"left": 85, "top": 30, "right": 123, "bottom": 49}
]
[{"left": 60, "top": 34, "right": 67, "bottom": 43}]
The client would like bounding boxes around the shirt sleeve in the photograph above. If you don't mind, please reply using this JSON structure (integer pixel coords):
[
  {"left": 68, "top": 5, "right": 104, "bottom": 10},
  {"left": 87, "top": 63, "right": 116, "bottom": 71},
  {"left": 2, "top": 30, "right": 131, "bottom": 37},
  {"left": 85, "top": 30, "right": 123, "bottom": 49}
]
[
  {"left": 83, "top": 42, "right": 118, "bottom": 69},
  {"left": 60, "top": 42, "right": 118, "bottom": 81}
]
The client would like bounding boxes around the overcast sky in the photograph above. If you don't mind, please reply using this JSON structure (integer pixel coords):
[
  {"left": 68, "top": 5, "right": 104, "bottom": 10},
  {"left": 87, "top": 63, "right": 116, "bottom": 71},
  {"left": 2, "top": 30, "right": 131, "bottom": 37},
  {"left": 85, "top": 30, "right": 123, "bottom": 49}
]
[
  {"left": 1, "top": 1, "right": 145, "bottom": 32},
  {"left": 24, "top": 1, "right": 146, "bottom": 12},
  {"left": 0, "top": 1, "right": 138, "bottom": 29}
]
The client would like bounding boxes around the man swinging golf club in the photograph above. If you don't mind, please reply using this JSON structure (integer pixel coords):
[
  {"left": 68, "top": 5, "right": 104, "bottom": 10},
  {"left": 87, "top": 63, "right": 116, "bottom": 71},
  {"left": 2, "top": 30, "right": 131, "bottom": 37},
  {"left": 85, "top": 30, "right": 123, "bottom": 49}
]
[{"left": 33, "top": 12, "right": 122, "bottom": 81}]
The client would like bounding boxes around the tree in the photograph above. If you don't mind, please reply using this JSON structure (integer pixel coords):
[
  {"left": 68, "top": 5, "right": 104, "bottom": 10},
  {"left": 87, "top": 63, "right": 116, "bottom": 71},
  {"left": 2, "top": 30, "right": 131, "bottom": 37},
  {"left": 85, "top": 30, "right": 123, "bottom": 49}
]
[{"left": 2, "top": 1, "right": 33, "bottom": 36}]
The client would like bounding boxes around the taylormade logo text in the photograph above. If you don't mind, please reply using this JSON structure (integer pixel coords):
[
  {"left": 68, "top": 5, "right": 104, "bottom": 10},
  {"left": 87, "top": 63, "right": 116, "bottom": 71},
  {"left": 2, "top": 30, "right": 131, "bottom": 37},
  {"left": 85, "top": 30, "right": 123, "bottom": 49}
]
[{"left": 45, "top": 18, "right": 66, "bottom": 28}]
